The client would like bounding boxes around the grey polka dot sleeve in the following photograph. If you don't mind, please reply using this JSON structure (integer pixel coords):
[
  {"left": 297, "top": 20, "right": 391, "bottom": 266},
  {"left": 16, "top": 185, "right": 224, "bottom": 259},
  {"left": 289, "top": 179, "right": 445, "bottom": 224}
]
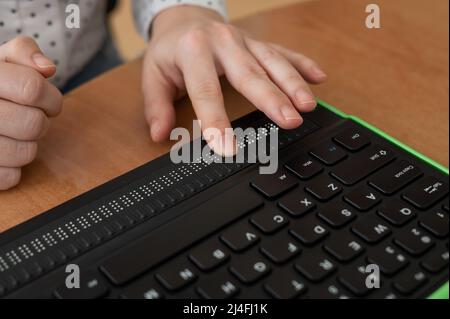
[{"left": 132, "top": 0, "right": 228, "bottom": 40}]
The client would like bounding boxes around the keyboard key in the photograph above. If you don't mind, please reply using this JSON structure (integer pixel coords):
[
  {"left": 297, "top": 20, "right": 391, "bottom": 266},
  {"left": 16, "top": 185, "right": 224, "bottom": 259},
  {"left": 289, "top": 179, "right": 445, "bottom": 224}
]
[
  {"left": 122, "top": 277, "right": 164, "bottom": 299},
  {"left": 377, "top": 199, "right": 417, "bottom": 226},
  {"left": 290, "top": 215, "right": 329, "bottom": 245},
  {"left": 338, "top": 265, "right": 375, "bottom": 297},
  {"left": 250, "top": 209, "right": 288, "bottom": 234},
  {"left": 334, "top": 128, "right": 371, "bottom": 151},
  {"left": 419, "top": 211, "right": 449, "bottom": 238},
  {"left": 101, "top": 184, "right": 263, "bottom": 285},
  {"left": 403, "top": 176, "right": 449, "bottom": 210},
  {"left": 393, "top": 270, "right": 428, "bottom": 295},
  {"left": 285, "top": 154, "right": 323, "bottom": 180},
  {"left": 155, "top": 263, "right": 197, "bottom": 291},
  {"left": 305, "top": 177, "right": 342, "bottom": 201},
  {"left": 264, "top": 271, "right": 307, "bottom": 299},
  {"left": 310, "top": 142, "right": 347, "bottom": 165},
  {"left": 260, "top": 233, "right": 301, "bottom": 264},
  {"left": 312, "top": 283, "right": 351, "bottom": 299},
  {"left": 189, "top": 241, "right": 230, "bottom": 272},
  {"left": 318, "top": 202, "right": 356, "bottom": 228},
  {"left": 443, "top": 198, "right": 449, "bottom": 212},
  {"left": 197, "top": 271, "right": 240, "bottom": 299},
  {"left": 54, "top": 271, "right": 109, "bottom": 299},
  {"left": 324, "top": 234, "right": 365, "bottom": 262},
  {"left": 394, "top": 227, "right": 435, "bottom": 256},
  {"left": 278, "top": 191, "right": 316, "bottom": 217},
  {"left": 367, "top": 245, "right": 409, "bottom": 275},
  {"left": 250, "top": 170, "right": 298, "bottom": 199},
  {"left": 229, "top": 255, "right": 271, "bottom": 284},
  {"left": 352, "top": 216, "right": 391, "bottom": 243},
  {"left": 344, "top": 186, "right": 382, "bottom": 211},
  {"left": 295, "top": 252, "right": 337, "bottom": 282},
  {"left": 421, "top": 250, "right": 449, "bottom": 273},
  {"left": 220, "top": 224, "right": 260, "bottom": 252},
  {"left": 369, "top": 160, "right": 423, "bottom": 195},
  {"left": 331, "top": 145, "right": 396, "bottom": 185}
]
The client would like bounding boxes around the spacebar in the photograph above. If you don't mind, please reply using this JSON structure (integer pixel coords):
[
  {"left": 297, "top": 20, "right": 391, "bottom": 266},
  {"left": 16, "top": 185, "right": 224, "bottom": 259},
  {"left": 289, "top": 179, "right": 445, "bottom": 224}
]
[{"left": 100, "top": 184, "right": 263, "bottom": 285}]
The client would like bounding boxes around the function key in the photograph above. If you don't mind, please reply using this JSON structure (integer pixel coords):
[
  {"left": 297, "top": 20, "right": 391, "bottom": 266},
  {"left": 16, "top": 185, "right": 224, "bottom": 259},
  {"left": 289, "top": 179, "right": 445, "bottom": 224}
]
[
  {"left": 310, "top": 142, "right": 347, "bottom": 166},
  {"left": 285, "top": 154, "right": 323, "bottom": 180},
  {"left": 377, "top": 199, "right": 417, "bottom": 226},
  {"left": 155, "top": 263, "right": 197, "bottom": 292},
  {"left": 334, "top": 128, "right": 371, "bottom": 151},
  {"left": 305, "top": 177, "right": 342, "bottom": 201},
  {"left": 394, "top": 227, "right": 435, "bottom": 256},
  {"left": 351, "top": 216, "right": 392, "bottom": 243},
  {"left": 250, "top": 209, "right": 289, "bottom": 234},
  {"left": 367, "top": 245, "right": 409, "bottom": 275},
  {"left": 318, "top": 202, "right": 356, "bottom": 228},
  {"left": 393, "top": 270, "right": 428, "bottom": 296},
  {"left": 369, "top": 160, "right": 423, "bottom": 195},
  {"left": 264, "top": 271, "right": 307, "bottom": 299},
  {"left": 403, "top": 176, "right": 449, "bottom": 210},
  {"left": 331, "top": 145, "right": 396, "bottom": 186},
  {"left": 189, "top": 241, "right": 230, "bottom": 272},
  {"left": 197, "top": 271, "right": 240, "bottom": 299},
  {"left": 295, "top": 252, "right": 337, "bottom": 282},
  {"left": 290, "top": 215, "right": 329, "bottom": 246},
  {"left": 421, "top": 250, "right": 449, "bottom": 273},
  {"left": 250, "top": 170, "right": 298, "bottom": 199},
  {"left": 260, "top": 232, "right": 302, "bottom": 264},
  {"left": 324, "top": 234, "right": 365, "bottom": 262},
  {"left": 229, "top": 254, "right": 271, "bottom": 284},
  {"left": 220, "top": 223, "right": 260, "bottom": 252},
  {"left": 419, "top": 211, "right": 449, "bottom": 238},
  {"left": 279, "top": 191, "right": 316, "bottom": 218},
  {"left": 344, "top": 186, "right": 382, "bottom": 211}
]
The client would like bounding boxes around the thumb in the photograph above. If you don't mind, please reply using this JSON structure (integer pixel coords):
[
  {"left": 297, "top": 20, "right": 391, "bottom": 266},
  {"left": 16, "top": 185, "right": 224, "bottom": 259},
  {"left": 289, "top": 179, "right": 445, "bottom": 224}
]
[{"left": 0, "top": 36, "right": 56, "bottom": 78}]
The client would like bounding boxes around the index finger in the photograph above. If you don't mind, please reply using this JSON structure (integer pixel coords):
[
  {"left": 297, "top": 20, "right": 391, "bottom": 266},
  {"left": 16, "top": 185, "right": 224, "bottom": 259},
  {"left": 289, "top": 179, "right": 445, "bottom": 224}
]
[{"left": 178, "top": 32, "right": 235, "bottom": 157}]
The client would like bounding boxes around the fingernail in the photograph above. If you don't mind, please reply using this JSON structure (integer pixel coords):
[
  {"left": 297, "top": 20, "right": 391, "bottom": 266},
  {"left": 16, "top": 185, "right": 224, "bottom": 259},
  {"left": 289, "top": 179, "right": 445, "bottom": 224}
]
[
  {"left": 209, "top": 130, "right": 236, "bottom": 157},
  {"left": 151, "top": 120, "right": 160, "bottom": 139},
  {"left": 296, "top": 91, "right": 317, "bottom": 111},
  {"left": 32, "top": 53, "right": 55, "bottom": 69},
  {"left": 313, "top": 67, "right": 327, "bottom": 79},
  {"left": 281, "top": 106, "right": 302, "bottom": 121},
  {"left": 222, "top": 130, "right": 237, "bottom": 157}
]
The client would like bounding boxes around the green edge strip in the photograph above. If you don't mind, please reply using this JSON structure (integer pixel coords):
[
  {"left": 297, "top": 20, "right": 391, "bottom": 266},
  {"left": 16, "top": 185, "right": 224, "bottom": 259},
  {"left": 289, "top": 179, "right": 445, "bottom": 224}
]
[{"left": 316, "top": 98, "right": 449, "bottom": 299}]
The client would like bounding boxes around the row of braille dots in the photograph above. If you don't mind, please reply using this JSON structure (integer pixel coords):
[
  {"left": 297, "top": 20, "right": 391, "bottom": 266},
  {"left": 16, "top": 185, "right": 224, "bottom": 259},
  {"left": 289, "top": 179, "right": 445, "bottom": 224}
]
[
  {"left": 5, "top": 250, "right": 22, "bottom": 267},
  {"left": 31, "top": 238, "right": 46, "bottom": 253},
  {"left": 0, "top": 256, "right": 10, "bottom": 272},
  {"left": 17, "top": 244, "right": 34, "bottom": 260}
]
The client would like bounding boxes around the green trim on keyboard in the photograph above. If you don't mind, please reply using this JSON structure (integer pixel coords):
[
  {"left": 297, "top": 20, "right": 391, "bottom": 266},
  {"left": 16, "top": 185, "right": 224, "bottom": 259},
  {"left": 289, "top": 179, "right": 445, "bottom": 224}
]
[{"left": 316, "top": 98, "right": 449, "bottom": 300}]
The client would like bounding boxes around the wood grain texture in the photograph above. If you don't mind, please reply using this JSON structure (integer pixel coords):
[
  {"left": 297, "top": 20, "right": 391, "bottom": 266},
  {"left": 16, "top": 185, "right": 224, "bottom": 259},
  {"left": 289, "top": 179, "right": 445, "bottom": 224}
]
[{"left": 0, "top": 0, "right": 448, "bottom": 232}]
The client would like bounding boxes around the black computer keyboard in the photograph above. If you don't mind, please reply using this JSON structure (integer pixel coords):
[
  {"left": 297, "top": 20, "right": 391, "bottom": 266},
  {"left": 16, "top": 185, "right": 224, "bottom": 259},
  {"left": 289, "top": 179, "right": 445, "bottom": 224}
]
[{"left": 0, "top": 105, "right": 448, "bottom": 299}]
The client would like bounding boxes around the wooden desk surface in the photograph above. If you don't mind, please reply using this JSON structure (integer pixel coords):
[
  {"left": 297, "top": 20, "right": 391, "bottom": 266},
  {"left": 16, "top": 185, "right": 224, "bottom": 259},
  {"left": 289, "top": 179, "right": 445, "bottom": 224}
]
[{"left": 0, "top": 0, "right": 448, "bottom": 232}]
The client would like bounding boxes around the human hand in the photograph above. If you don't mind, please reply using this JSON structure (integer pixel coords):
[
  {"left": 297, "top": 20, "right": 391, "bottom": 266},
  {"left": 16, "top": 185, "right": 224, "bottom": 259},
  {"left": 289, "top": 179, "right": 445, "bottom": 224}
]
[
  {"left": 142, "top": 6, "right": 327, "bottom": 155},
  {"left": 0, "top": 37, "right": 62, "bottom": 190}
]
